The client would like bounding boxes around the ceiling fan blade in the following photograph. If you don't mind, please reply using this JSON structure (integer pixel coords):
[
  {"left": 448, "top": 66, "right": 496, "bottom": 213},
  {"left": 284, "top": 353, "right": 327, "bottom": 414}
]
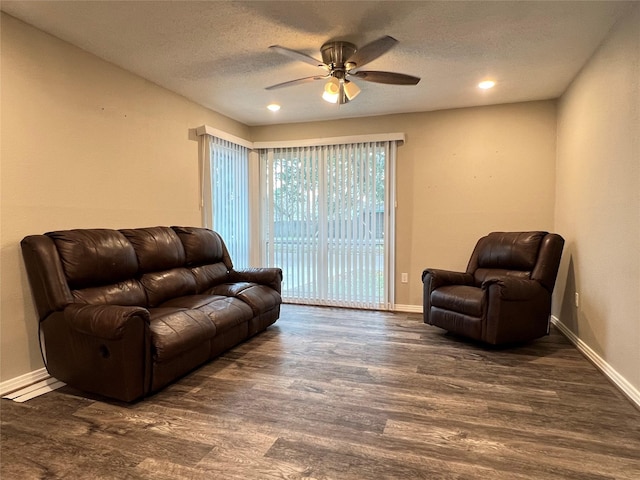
[
  {"left": 269, "top": 45, "right": 327, "bottom": 69},
  {"left": 347, "top": 36, "right": 398, "bottom": 68},
  {"left": 265, "top": 75, "right": 328, "bottom": 90},
  {"left": 350, "top": 70, "right": 420, "bottom": 85}
]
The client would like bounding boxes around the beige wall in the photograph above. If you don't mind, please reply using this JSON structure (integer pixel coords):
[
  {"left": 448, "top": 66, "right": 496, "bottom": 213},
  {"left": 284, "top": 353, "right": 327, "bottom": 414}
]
[
  {"left": 252, "top": 101, "right": 558, "bottom": 307},
  {"left": 0, "top": 14, "right": 249, "bottom": 383},
  {"left": 555, "top": 6, "right": 640, "bottom": 392}
]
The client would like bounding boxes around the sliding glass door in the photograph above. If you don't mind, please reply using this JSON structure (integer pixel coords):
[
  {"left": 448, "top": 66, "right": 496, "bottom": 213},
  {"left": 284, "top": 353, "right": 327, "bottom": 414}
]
[{"left": 261, "top": 141, "right": 394, "bottom": 309}]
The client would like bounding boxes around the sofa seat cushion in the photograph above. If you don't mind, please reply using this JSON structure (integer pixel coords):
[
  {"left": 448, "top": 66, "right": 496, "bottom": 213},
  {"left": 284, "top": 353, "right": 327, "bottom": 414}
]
[
  {"left": 205, "top": 282, "right": 281, "bottom": 315},
  {"left": 159, "top": 294, "right": 253, "bottom": 334},
  {"left": 431, "top": 285, "right": 484, "bottom": 317},
  {"left": 148, "top": 307, "right": 216, "bottom": 362}
]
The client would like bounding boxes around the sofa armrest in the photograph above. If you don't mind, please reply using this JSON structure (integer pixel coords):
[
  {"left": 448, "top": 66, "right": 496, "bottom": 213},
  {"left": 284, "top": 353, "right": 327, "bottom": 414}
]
[
  {"left": 482, "top": 277, "right": 545, "bottom": 301},
  {"left": 64, "top": 304, "right": 150, "bottom": 339},
  {"left": 41, "top": 304, "right": 152, "bottom": 402},
  {"left": 229, "top": 267, "right": 283, "bottom": 294}
]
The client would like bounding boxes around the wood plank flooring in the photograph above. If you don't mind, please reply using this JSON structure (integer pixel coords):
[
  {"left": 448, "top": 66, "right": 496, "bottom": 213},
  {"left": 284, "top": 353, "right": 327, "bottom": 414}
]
[{"left": 2, "top": 305, "right": 639, "bottom": 479}]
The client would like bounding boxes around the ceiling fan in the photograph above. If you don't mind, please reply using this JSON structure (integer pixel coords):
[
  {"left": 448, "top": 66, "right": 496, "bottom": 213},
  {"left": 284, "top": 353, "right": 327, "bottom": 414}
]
[{"left": 266, "top": 36, "right": 420, "bottom": 105}]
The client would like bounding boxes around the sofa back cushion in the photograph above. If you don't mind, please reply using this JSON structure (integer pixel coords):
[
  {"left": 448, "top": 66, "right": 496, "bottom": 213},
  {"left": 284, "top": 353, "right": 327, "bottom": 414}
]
[
  {"left": 121, "top": 227, "right": 186, "bottom": 272},
  {"left": 172, "top": 227, "right": 234, "bottom": 293},
  {"left": 189, "top": 263, "right": 230, "bottom": 293},
  {"left": 172, "top": 226, "right": 232, "bottom": 268},
  {"left": 120, "top": 227, "right": 198, "bottom": 306},
  {"left": 47, "top": 229, "right": 139, "bottom": 289},
  {"left": 140, "top": 268, "right": 197, "bottom": 307},
  {"left": 35, "top": 226, "right": 234, "bottom": 309}
]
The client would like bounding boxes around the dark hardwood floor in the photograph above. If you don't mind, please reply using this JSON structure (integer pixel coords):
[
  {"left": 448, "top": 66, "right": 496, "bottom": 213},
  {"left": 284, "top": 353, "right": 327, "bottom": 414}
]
[{"left": 2, "top": 305, "right": 640, "bottom": 479}]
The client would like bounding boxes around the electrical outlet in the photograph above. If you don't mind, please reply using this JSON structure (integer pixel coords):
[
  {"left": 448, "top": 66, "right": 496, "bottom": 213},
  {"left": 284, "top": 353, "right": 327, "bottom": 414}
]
[
  {"left": 575, "top": 292, "right": 580, "bottom": 308},
  {"left": 401, "top": 273, "right": 409, "bottom": 283}
]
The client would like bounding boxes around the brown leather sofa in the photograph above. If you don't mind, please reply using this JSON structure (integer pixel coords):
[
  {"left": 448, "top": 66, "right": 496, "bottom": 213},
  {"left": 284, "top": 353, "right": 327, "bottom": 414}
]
[
  {"left": 422, "top": 231, "right": 564, "bottom": 345},
  {"left": 21, "top": 226, "right": 282, "bottom": 402}
]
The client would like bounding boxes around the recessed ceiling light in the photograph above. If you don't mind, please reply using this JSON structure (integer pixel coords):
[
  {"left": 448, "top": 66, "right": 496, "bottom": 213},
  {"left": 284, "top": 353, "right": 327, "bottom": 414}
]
[
  {"left": 478, "top": 80, "right": 496, "bottom": 90},
  {"left": 267, "top": 103, "right": 281, "bottom": 112}
]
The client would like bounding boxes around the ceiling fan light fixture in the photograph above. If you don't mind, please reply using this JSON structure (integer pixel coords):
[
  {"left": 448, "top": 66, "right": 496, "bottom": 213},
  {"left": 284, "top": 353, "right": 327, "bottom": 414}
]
[
  {"left": 322, "top": 77, "right": 340, "bottom": 103},
  {"left": 343, "top": 80, "right": 361, "bottom": 101}
]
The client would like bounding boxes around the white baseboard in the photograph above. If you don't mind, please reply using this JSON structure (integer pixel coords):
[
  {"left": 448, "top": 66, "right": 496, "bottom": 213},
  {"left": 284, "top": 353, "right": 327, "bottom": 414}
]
[
  {"left": 3, "top": 377, "right": 65, "bottom": 402},
  {"left": 394, "top": 304, "right": 423, "bottom": 313},
  {"left": 551, "top": 315, "right": 640, "bottom": 410},
  {"left": 0, "top": 367, "right": 50, "bottom": 396}
]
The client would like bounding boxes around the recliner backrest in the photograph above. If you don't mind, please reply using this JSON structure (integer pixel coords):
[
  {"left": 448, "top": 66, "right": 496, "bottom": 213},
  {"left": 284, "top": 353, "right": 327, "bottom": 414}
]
[
  {"left": 466, "top": 231, "right": 547, "bottom": 287},
  {"left": 530, "top": 233, "right": 565, "bottom": 291}
]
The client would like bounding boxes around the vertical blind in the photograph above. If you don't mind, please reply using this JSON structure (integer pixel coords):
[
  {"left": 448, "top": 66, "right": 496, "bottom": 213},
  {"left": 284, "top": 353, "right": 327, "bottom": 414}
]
[
  {"left": 261, "top": 141, "right": 392, "bottom": 309},
  {"left": 208, "top": 136, "right": 250, "bottom": 268}
]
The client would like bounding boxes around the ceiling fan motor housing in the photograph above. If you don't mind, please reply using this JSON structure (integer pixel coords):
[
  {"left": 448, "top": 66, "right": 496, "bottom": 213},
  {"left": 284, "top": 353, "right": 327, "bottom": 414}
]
[{"left": 321, "top": 41, "right": 357, "bottom": 76}]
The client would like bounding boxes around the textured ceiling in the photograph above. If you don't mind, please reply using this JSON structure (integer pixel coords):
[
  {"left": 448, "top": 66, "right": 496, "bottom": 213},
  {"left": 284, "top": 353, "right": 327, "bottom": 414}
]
[{"left": 1, "top": 1, "right": 634, "bottom": 126}]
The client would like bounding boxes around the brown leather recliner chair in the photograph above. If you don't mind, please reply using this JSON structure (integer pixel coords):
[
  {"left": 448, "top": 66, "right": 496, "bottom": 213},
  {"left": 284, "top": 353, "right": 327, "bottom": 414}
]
[{"left": 422, "top": 231, "right": 564, "bottom": 345}]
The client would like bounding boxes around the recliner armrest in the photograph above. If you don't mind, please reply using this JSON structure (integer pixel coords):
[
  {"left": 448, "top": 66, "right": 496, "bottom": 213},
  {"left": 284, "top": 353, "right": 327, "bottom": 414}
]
[
  {"left": 482, "top": 277, "right": 545, "bottom": 301},
  {"left": 422, "top": 268, "right": 473, "bottom": 289},
  {"left": 64, "top": 304, "right": 150, "bottom": 340},
  {"left": 422, "top": 269, "right": 474, "bottom": 326},
  {"left": 228, "top": 267, "right": 283, "bottom": 294}
]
